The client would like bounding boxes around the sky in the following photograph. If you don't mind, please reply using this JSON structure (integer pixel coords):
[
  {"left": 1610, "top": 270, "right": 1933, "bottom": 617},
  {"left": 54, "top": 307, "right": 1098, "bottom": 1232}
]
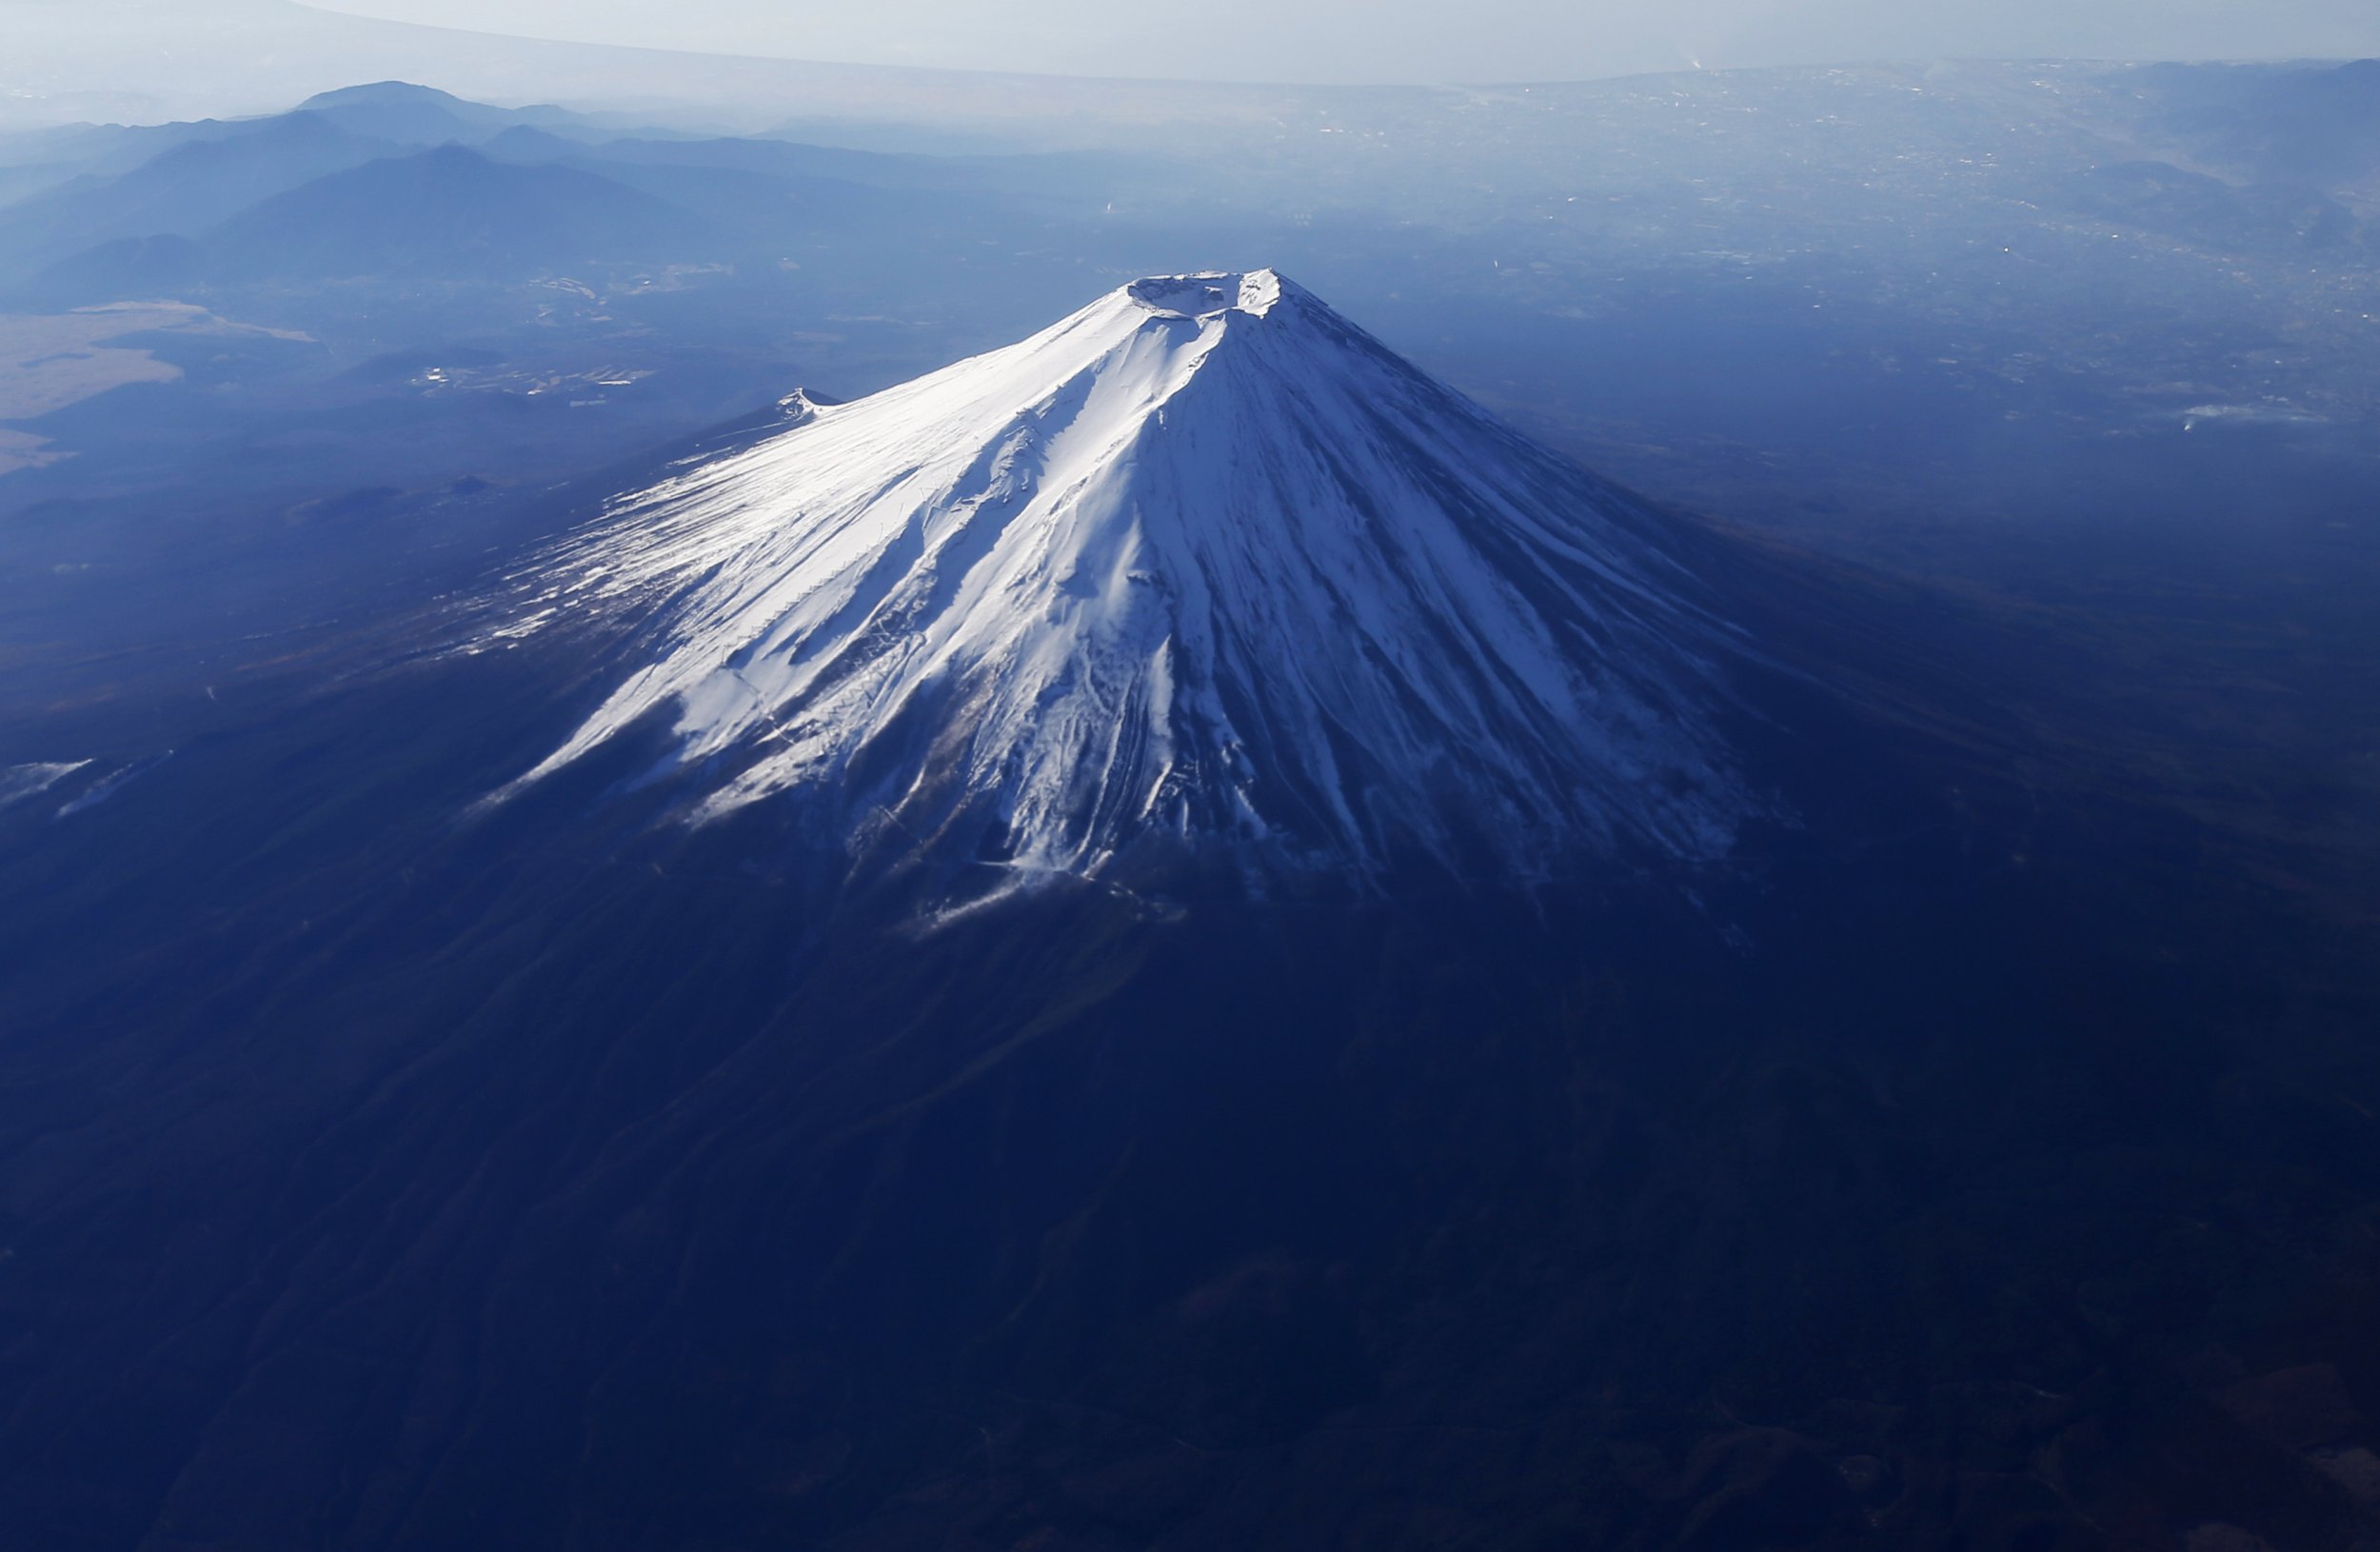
[
  {"left": 285, "top": 0, "right": 2380, "bottom": 84},
  {"left": 3, "top": 0, "right": 2374, "bottom": 134}
]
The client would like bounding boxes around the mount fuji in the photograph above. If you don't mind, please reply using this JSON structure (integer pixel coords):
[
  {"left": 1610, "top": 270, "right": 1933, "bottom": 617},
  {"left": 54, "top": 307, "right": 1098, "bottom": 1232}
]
[
  {"left": 489, "top": 269, "right": 1775, "bottom": 890},
  {"left": 3, "top": 253, "right": 2347, "bottom": 1552}
]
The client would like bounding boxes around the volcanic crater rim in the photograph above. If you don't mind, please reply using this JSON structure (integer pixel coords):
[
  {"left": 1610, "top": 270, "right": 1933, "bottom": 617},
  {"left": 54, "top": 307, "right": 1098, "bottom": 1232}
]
[{"left": 1125, "top": 269, "right": 1282, "bottom": 321}]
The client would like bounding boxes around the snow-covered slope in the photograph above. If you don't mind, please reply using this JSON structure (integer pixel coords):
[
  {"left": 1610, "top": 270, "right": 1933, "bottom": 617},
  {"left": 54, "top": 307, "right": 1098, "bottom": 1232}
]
[{"left": 491, "top": 269, "right": 1771, "bottom": 889}]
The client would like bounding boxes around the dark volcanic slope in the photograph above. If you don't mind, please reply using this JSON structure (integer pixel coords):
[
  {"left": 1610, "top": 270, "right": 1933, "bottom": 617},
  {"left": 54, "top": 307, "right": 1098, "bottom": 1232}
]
[{"left": 0, "top": 583, "right": 2372, "bottom": 1551}]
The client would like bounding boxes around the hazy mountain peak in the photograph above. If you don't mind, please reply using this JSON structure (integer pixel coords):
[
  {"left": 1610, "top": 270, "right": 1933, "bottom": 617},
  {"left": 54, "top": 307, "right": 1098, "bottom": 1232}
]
[{"left": 295, "top": 81, "right": 475, "bottom": 111}]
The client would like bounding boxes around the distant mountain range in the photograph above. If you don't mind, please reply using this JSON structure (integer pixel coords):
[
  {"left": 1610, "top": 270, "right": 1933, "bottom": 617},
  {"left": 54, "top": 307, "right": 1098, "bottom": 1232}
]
[
  {"left": 0, "top": 82, "right": 1105, "bottom": 299},
  {"left": 215, "top": 145, "right": 716, "bottom": 281},
  {"left": 0, "top": 111, "right": 395, "bottom": 270},
  {"left": 2138, "top": 57, "right": 2380, "bottom": 186}
]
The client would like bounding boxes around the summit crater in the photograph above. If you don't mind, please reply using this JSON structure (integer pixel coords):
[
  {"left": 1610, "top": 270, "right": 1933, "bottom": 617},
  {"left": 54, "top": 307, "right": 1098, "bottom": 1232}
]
[{"left": 1124, "top": 269, "right": 1282, "bottom": 320}]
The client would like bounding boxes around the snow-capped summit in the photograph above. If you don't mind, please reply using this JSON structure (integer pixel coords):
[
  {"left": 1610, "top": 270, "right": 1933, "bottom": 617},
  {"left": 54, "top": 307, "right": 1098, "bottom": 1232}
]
[{"left": 491, "top": 269, "right": 1771, "bottom": 889}]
